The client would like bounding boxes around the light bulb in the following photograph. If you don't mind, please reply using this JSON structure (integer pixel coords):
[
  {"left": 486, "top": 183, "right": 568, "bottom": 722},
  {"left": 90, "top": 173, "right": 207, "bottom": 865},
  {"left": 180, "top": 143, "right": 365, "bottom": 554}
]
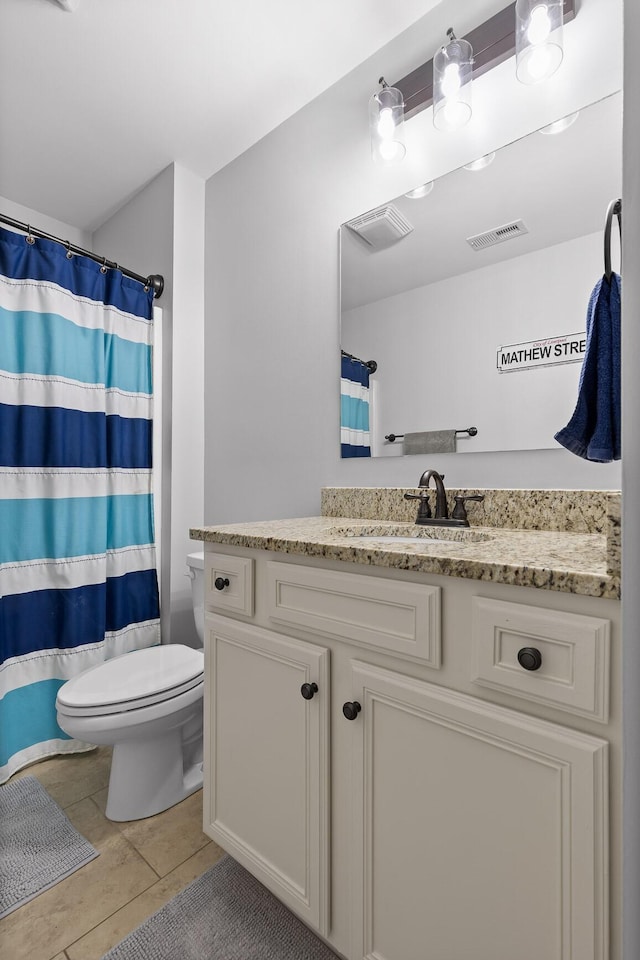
[
  {"left": 441, "top": 62, "right": 461, "bottom": 99},
  {"left": 433, "top": 31, "right": 473, "bottom": 131},
  {"left": 515, "top": 0, "right": 563, "bottom": 85},
  {"left": 369, "top": 80, "right": 405, "bottom": 164},
  {"left": 442, "top": 99, "right": 472, "bottom": 129},
  {"left": 377, "top": 107, "right": 395, "bottom": 140},
  {"left": 527, "top": 4, "right": 551, "bottom": 45},
  {"left": 526, "top": 44, "right": 553, "bottom": 81},
  {"left": 378, "top": 139, "right": 405, "bottom": 163}
]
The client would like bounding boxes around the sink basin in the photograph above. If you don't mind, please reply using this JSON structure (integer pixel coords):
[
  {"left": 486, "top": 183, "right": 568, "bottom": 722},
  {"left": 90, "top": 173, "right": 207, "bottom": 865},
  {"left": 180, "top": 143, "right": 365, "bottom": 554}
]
[{"left": 329, "top": 524, "right": 492, "bottom": 545}]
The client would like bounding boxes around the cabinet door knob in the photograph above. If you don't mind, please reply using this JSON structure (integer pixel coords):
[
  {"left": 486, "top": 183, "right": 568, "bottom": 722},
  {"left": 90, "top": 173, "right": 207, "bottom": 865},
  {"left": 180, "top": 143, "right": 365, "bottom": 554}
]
[
  {"left": 214, "top": 576, "right": 230, "bottom": 591},
  {"left": 517, "top": 647, "right": 542, "bottom": 671},
  {"left": 342, "top": 701, "right": 361, "bottom": 721},
  {"left": 300, "top": 682, "right": 318, "bottom": 700}
]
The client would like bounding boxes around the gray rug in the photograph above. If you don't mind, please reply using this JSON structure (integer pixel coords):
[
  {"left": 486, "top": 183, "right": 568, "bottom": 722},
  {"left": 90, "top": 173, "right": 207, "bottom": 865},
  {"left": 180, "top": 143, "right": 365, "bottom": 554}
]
[
  {"left": 102, "top": 855, "right": 341, "bottom": 960},
  {"left": 0, "top": 774, "right": 99, "bottom": 918}
]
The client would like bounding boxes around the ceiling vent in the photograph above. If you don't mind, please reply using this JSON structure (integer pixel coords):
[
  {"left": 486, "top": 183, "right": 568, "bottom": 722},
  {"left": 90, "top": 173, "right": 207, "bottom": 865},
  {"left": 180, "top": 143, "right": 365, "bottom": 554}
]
[
  {"left": 346, "top": 204, "right": 414, "bottom": 249},
  {"left": 466, "top": 219, "right": 529, "bottom": 251}
]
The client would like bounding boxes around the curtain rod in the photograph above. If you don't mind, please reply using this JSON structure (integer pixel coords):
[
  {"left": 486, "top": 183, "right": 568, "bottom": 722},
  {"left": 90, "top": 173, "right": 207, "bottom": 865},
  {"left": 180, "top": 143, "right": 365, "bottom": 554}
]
[
  {"left": 0, "top": 213, "right": 164, "bottom": 299},
  {"left": 341, "top": 349, "right": 378, "bottom": 374}
]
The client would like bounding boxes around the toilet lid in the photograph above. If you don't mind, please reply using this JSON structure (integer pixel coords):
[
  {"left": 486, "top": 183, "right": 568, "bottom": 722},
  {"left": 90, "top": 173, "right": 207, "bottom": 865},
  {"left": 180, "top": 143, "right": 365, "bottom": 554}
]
[{"left": 56, "top": 644, "right": 204, "bottom": 715}]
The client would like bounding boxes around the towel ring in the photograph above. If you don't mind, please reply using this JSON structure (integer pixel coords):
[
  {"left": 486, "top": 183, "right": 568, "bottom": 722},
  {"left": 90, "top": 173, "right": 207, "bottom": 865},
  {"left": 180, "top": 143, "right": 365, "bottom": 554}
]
[{"left": 604, "top": 198, "right": 621, "bottom": 281}]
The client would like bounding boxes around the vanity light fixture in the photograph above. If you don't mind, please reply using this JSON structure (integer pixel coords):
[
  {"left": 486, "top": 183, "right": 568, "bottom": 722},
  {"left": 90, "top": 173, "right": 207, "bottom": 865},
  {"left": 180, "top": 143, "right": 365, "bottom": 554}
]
[
  {"left": 433, "top": 29, "right": 473, "bottom": 132},
  {"left": 515, "top": 0, "right": 564, "bottom": 84},
  {"left": 384, "top": 1, "right": 574, "bottom": 125},
  {"left": 369, "top": 78, "right": 406, "bottom": 164},
  {"left": 463, "top": 152, "right": 496, "bottom": 171},
  {"left": 405, "top": 181, "right": 434, "bottom": 199},
  {"left": 539, "top": 110, "right": 579, "bottom": 134}
]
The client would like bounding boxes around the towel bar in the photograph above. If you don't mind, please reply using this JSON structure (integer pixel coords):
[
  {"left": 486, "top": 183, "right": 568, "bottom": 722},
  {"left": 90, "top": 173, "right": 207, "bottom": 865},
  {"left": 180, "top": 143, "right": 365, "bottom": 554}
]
[{"left": 384, "top": 427, "right": 478, "bottom": 443}]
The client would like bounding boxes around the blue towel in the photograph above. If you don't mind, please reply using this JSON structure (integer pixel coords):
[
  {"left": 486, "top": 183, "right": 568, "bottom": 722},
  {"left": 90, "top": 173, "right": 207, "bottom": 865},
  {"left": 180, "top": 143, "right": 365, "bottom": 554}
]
[{"left": 554, "top": 272, "right": 621, "bottom": 462}]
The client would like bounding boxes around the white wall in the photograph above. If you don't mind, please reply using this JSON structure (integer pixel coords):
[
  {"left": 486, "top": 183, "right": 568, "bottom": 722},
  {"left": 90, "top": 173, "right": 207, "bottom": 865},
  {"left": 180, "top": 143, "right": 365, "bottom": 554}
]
[
  {"left": 93, "top": 164, "right": 205, "bottom": 647},
  {"left": 622, "top": 1, "right": 640, "bottom": 956},
  {"left": 169, "top": 166, "right": 205, "bottom": 646},
  {"left": 0, "top": 194, "right": 91, "bottom": 249},
  {"left": 204, "top": 0, "right": 623, "bottom": 525},
  {"left": 343, "top": 231, "right": 622, "bottom": 475}
]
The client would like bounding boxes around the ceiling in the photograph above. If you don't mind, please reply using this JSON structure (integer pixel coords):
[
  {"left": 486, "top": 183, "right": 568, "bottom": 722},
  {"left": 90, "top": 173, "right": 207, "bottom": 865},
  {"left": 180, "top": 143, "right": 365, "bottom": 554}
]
[
  {"left": 0, "top": 0, "right": 443, "bottom": 232},
  {"left": 341, "top": 92, "right": 623, "bottom": 312}
]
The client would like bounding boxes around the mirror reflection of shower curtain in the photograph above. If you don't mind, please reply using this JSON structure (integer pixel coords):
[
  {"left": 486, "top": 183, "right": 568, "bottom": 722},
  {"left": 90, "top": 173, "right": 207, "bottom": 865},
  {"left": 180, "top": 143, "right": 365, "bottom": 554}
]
[
  {"left": 341, "top": 354, "right": 371, "bottom": 457},
  {"left": 0, "top": 225, "right": 160, "bottom": 783}
]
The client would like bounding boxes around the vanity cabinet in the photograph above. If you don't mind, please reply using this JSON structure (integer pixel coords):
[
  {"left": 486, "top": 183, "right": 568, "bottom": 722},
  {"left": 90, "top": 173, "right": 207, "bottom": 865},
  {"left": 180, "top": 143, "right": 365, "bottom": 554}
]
[
  {"left": 202, "top": 548, "right": 618, "bottom": 960},
  {"left": 203, "top": 615, "right": 330, "bottom": 933},
  {"left": 348, "top": 660, "right": 607, "bottom": 960}
]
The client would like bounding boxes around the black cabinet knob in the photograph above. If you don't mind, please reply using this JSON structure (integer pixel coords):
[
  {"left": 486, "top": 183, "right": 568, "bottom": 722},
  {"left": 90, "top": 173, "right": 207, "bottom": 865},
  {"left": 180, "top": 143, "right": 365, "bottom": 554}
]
[
  {"left": 517, "top": 647, "right": 542, "bottom": 671},
  {"left": 300, "top": 682, "right": 318, "bottom": 700},
  {"left": 342, "top": 701, "right": 362, "bottom": 721},
  {"left": 214, "top": 576, "right": 230, "bottom": 591}
]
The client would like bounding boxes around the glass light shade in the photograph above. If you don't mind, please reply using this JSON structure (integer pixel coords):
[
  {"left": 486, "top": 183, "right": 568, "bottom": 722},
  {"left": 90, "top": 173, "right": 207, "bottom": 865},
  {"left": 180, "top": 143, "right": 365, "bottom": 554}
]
[
  {"left": 539, "top": 110, "right": 579, "bottom": 134},
  {"left": 515, "top": 0, "right": 564, "bottom": 84},
  {"left": 463, "top": 152, "right": 496, "bottom": 171},
  {"left": 433, "top": 36, "right": 473, "bottom": 132},
  {"left": 369, "top": 84, "right": 406, "bottom": 164},
  {"left": 405, "top": 181, "right": 434, "bottom": 199}
]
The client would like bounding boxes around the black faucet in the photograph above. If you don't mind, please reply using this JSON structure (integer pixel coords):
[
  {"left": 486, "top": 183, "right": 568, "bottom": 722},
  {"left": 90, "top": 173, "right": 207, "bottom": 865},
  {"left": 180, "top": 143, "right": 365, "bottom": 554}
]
[
  {"left": 404, "top": 470, "right": 484, "bottom": 527},
  {"left": 419, "top": 469, "right": 448, "bottom": 519}
]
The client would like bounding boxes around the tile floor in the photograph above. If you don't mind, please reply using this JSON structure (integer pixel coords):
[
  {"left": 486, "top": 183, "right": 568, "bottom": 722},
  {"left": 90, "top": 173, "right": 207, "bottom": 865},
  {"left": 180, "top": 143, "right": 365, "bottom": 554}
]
[{"left": 1, "top": 747, "right": 225, "bottom": 960}]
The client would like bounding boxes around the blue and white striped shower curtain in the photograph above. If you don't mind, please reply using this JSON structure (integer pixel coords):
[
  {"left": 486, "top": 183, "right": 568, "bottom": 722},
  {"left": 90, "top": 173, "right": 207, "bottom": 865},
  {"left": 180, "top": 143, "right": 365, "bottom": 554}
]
[
  {"left": 340, "top": 354, "right": 371, "bottom": 457},
  {"left": 0, "top": 225, "right": 160, "bottom": 782}
]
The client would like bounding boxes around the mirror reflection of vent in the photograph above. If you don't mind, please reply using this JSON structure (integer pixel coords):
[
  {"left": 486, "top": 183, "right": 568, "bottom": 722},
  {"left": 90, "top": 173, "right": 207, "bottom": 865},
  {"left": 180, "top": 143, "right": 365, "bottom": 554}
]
[
  {"left": 466, "top": 219, "right": 529, "bottom": 251},
  {"left": 346, "top": 204, "right": 414, "bottom": 249}
]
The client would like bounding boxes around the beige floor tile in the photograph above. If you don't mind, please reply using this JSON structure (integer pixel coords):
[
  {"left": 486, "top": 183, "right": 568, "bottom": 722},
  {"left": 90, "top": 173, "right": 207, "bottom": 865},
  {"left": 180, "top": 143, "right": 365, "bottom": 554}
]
[
  {"left": 66, "top": 841, "right": 227, "bottom": 960},
  {"left": 64, "top": 796, "right": 124, "bottom": 850},
  {"left": 0, "top": 833, "right": 157, "bottom": 960},
  {"left": 50, "top": 955, "right": 68, "bottom": 960},
  {"left": 110, "top": 789, "right": 210, "bottom": 877},
  {"left": 90, "top": 785, "right": 109, "bottom": 816},
  {"left": 13, "top": 746, "right": 112, "bottom": 809}
]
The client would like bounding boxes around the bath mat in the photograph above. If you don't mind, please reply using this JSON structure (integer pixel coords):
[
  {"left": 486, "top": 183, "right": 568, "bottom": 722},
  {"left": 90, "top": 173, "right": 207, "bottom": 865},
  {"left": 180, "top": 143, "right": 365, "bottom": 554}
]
[
  {"left": 102, "top": 855, "right": 340, "bottom": 960},
  {"left": 0, "top": 774, "right": 99, "bottom": 918}
]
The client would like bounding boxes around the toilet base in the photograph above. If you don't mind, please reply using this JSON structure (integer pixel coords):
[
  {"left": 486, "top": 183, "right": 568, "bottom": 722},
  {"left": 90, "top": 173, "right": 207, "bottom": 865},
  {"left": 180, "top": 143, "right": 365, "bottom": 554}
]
[{"left": 105, "top": 727, "right": 203, "bottom": 821}]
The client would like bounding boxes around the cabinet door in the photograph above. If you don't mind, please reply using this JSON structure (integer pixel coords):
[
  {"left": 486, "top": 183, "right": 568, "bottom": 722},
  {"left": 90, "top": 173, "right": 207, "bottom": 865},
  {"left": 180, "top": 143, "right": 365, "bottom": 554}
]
[
  {"left": 204, "top": 614, "right": 330, "bottom": 934},
  {"left": 347, "top": 660, "right": 608, "bottom": 960}
]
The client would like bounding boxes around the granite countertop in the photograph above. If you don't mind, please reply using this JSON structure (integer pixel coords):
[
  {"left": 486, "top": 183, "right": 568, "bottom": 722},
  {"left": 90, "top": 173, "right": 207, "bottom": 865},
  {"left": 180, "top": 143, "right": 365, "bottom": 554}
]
[{"left": 190, "top": 512, "right": 620, "bottom": 600}]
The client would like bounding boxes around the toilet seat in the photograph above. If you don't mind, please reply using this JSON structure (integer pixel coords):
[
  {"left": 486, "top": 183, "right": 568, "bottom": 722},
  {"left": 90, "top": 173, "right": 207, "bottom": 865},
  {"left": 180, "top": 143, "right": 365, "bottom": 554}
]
[{"left": 56, "top": 644, "right": 204, "bottom": 717}]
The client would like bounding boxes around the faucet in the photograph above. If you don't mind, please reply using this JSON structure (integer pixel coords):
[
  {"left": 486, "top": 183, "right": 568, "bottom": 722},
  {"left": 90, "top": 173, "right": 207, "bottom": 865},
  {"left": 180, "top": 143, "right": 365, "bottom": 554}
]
[
  {"left": 419, "top": 469, "right": 448, "bottom": 519},
  {"left": 404, "top": 469, "right": 484, "bottom": 526}
]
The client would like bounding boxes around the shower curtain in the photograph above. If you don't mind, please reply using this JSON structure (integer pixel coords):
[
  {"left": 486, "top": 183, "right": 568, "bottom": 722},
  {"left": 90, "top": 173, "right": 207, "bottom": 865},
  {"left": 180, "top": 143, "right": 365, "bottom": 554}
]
[
  {"left": 0, "top": 225, "right": 160, "bottom": 783},
  {"left": 340, "top": 354, "right": 371, "bottom": 457}
]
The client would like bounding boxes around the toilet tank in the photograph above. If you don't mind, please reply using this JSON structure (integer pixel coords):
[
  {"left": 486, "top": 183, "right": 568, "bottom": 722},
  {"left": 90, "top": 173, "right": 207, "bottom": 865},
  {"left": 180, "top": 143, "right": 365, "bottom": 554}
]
[{"left": 186, "top": 551, "right": 205, "bottom": 646}]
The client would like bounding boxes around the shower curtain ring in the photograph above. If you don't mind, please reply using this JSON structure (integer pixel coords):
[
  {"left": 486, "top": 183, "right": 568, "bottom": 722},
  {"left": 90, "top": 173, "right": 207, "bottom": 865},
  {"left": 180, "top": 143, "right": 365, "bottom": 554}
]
[
  {"left": 100, "top": 257, "right": 108, "bottom": 274},
  {"left": 26, "top": 225, "right": 35, "bottom": 245},
  {"left": 65, "top": 241, "right": 73, "bottom": 260}
]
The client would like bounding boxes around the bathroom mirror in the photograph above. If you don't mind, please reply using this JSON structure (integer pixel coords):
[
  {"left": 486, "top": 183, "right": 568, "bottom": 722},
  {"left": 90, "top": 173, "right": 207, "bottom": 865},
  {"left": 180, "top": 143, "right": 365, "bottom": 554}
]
[{"left": 340, "top": 92, "right": 622, "bottom": 457}]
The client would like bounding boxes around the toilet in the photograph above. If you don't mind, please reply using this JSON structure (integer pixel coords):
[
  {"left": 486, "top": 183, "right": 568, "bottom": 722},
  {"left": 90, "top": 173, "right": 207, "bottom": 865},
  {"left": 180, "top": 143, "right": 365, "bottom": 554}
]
[{"left": 56, "top": 551, "right": 206, "bottom": 822}]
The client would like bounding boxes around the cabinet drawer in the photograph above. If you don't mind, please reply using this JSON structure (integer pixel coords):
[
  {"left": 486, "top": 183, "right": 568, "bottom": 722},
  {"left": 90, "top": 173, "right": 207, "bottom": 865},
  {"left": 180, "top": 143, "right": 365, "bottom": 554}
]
[
  {"left": 266, "top": 561, "right": 440, "bottom": 666},
  {"left": 205, "top": 552, "right": 254, "bottom": 616},
  {"left": 471, "top": 597, "right": 610, "bottom": 722}
]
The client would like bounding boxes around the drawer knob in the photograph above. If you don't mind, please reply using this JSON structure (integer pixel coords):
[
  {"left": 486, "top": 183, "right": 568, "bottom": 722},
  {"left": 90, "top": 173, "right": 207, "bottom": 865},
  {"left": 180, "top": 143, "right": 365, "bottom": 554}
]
[
  {"left": 300, "top": 682, "right": 318, "bottom": 700},
  {"left": 517, "top": 647, "right": 542, "bottom": 671},
  {"left": 214, "top": 576, "right": 230, "bottom": 591},
  {"left": 342, "top": 701, "right": 362, "bottom": 721}
]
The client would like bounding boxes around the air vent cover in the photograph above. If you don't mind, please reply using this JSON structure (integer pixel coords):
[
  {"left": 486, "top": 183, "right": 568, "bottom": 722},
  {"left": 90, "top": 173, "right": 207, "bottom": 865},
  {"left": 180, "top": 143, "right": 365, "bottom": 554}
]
[
  {"left": 346, "top": 204, "right": 414, "bottom": 249},
  {"left": 466, "top": 219, "right": 529, "bottom": 251}
]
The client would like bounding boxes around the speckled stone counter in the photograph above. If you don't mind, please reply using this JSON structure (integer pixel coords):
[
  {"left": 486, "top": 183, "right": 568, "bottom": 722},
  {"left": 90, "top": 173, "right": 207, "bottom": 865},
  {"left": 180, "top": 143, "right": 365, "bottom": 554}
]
[{"left": 190, "top": 488, "right": 621, "bottom": 599}]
